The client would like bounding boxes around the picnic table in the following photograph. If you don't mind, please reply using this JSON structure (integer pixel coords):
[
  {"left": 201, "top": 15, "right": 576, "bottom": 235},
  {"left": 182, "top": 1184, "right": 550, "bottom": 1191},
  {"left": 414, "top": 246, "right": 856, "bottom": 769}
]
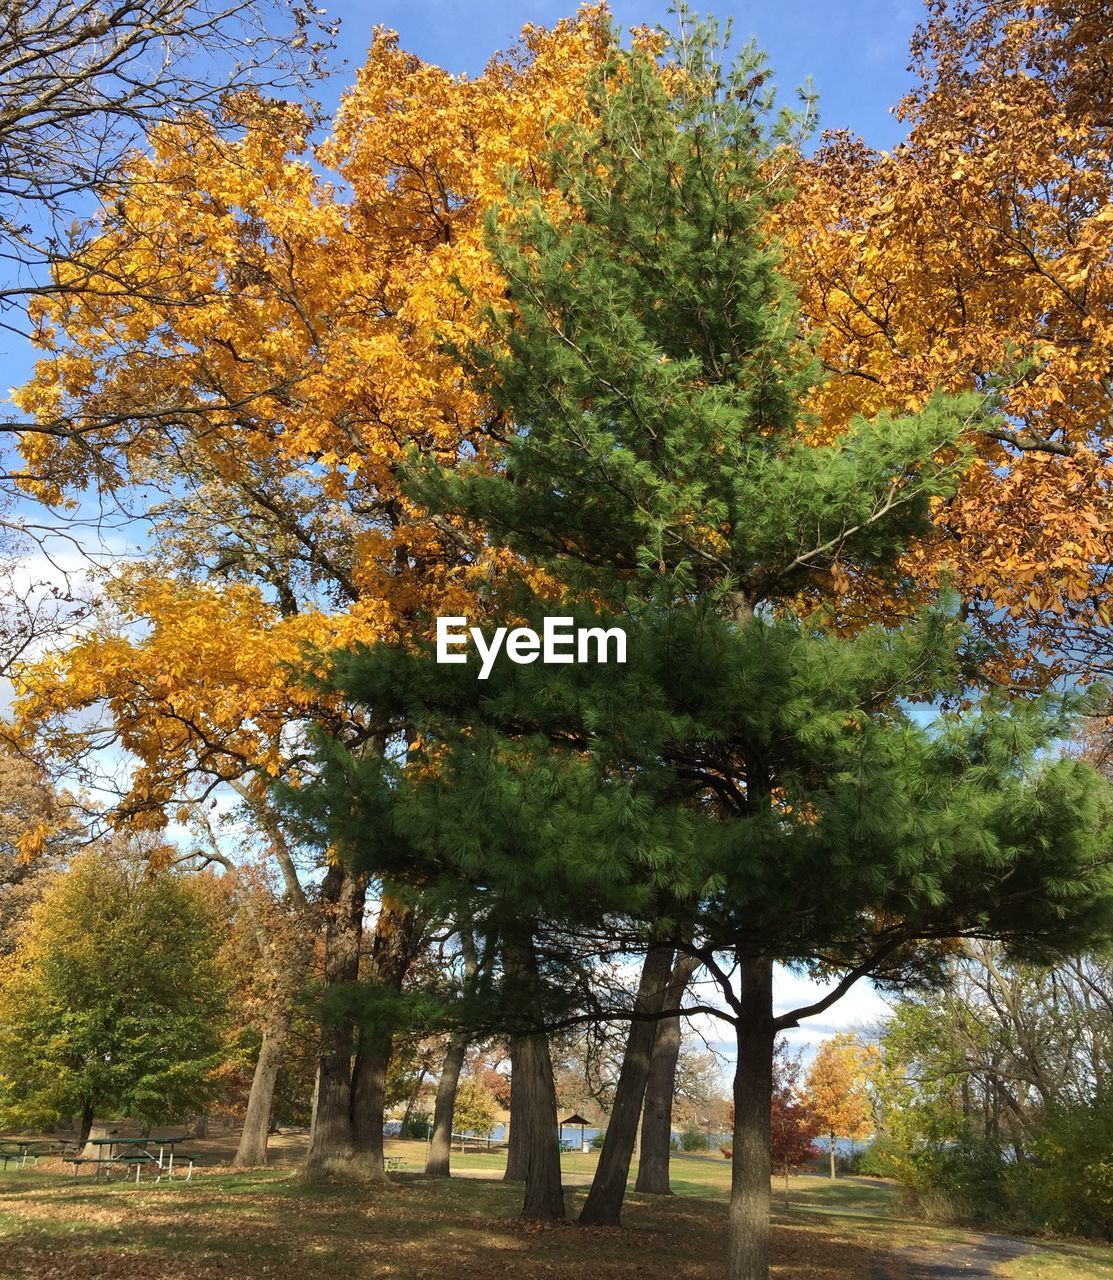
[
  {"left": 67, "top": 1136, "right": 194, "bottom": 1183},
  {"left": 0, "top": 1137, "right": 75, "bottom": 1170}
]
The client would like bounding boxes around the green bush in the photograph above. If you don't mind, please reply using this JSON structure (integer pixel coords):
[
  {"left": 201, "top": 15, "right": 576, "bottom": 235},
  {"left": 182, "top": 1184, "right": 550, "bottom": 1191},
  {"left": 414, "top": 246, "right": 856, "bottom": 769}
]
[
  {"left": 403, "top": 1112, "right": 432, "bottom": 1140},
  {"left": 678, "top": 1126, "right": 709, "bottom": 1152},
  {"left": 871, "top": 1107, "right": 1113, "bottom": 1241},
  {"left": 589, "top": 1132, "right": 606, "bottom": 1150},
  {"left": 871, "top": 1135, "right": 1009, "bottom": 1225},
  {"left": 1006, "top": 1099, "right": 1113, "bottom": 1239},
  {"left": 857, "top": 1136, "right": 903, "bottom": 1179}
]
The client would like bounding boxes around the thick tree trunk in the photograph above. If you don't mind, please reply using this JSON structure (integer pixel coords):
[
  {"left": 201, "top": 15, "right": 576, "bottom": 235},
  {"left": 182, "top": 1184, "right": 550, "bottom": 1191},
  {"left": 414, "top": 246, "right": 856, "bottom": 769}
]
[
  {"left": 349, "top": 896, "right": 419, "bottom": 1179},
  {"left": 580, "top": 943, "right": 675, "bottom": 1226},
  {"left": 636, "top": 952, "right": 699, "bottom": 1195},
  {"left": 350, "top": 1026, "right": 392, "bottom": 1180},
  {"left": 728, "top": 957, "right": 775, "bottom": 1280},
  {"left": 502, "top": 936, "right": 564, "bottom": 1221},
  {"left": 426, "top": 1031, "right": 468, "bottom": 1177},
  {"left": 513, "top": 1029, "right": 565, "bottom": 1221},
  {"left": 303, "top": 864, "right": 366, "bottom": 1180}
]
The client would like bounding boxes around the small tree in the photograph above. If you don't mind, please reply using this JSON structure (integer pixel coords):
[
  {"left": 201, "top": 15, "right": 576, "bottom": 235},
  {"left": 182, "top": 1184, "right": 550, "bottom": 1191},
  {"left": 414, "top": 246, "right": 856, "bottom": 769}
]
[
  {"left": 806, "top": 1034, "right": 878, "bottom": 1180},
  {"left": 452, "top": 1076, "right": 498, "bottom": 1148},
  {"left": 0, "top": 846, "right": 232, "bottom": 1146},
  {"left": 770, "top": 1040, "right": 820, "bottom": 1202}
]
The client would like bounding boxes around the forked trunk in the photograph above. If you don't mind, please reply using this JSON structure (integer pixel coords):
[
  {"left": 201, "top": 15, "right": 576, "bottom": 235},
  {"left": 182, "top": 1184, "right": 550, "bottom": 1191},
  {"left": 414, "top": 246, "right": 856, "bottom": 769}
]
[
  {"left": 303, "top": 864, "right": 365, "bottom": 1179},
  {"left": 580, "top": 943, "right": 675, "bottom": 1225},
  {"left": 400, "top": 1067, "right": 427, "bottom": 1136},
  {"left": 636, "top": 951, "right": 699, "bottom": 1195},
  {"left": 426, "top": 1031, "right": 468, "bottom": 1177},
  {"left": 728, "top": 957, "right": 775, "bottom": 1280}
]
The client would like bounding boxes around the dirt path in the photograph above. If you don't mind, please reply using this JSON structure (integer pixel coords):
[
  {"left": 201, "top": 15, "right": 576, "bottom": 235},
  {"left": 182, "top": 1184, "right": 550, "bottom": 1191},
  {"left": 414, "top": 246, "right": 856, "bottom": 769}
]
[{"left": 871, "top": 1231, "right": 1034, "bottom": 1279}]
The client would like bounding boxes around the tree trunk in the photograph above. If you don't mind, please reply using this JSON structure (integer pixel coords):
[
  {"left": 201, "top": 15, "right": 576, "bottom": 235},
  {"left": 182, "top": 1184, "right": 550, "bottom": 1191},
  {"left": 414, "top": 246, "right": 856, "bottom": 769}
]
[
  {"left": 426, "top": 1031, "right": 468, "bottom": 1177},
  {"left": 636, "top": 951, "right": 699, "bottom": 1195},
  {"left": 503, "top": 1049, "right": 528, "bottom": 1182},
  {"left": 234, "top": 1004, "right": 293, "bottom": 1166},
  {"left": 349, "top": 896, "right": 419, "bottom": 1178},
  {"left": 728, "top": 957, "right": 775, "bottom": 1280},
  {"left": 350, "top": 1025, "right": 392, "bottom": 1180},
  {"left": 502, "top": 936, "right": 564, "bottom": 1221},
  {"left": 303, "top": 863, "right": 365, "bottom": 1180},
  {"left": 513, "top": 1029, "right": 565, "bottom": 1221},
  {"left": 580, "top": 943, "right": 675, "bottom": 1226},
  {"left": 77, "top": 1102, "right": 95, "bottom": 1152},
  {"left": 828, "top": 1134, "right": 836, "bottom": 1180}
]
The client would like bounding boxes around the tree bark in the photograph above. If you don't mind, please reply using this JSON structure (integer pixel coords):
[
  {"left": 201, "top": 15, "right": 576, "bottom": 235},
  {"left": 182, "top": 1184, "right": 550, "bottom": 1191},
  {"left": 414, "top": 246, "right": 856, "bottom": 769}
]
[
  {"left": 580, "top": 943, "right": 675, "bottom": 1226},
  {"left": 235, "top": 1022, "right": 287, "bottom": 1166},
  {"left": 303, "top": 863, "right": 365, "bottom": 1180},
  {"left": 234, "top": 976, "right": 298, "bottom": 1167},
  {"left": 636, "top": 951, "right": 699, "bottom": 1195},
  {"left": 426, "top": 1030, "right": 468, "bottom": 1177},
  {"left": 828, "top": 1134, "right": 836, "bottom": 1180},
  {"left": 350, "top": 1025, "right": 392, "bottom": 1180},
  {"left": 502, "top": 936, "right": 564, "bottom": 1221},
  {"left": 728, "top": 957, "right": 775, "bottom": 1280},
  {"left": 513, "top": 1028, "right": 565, "bottom": 1221},
  {"left": 350, "top": 896, "right": 419, "bottom": 1178}
]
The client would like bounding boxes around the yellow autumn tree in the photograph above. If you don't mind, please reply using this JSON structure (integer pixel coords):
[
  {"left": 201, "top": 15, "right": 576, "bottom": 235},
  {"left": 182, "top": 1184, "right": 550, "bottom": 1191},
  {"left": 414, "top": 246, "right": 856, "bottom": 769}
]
[
  {"left": 9, "top": 7, "right": 619, "bottom": 1181},
  {"left": 783, "top": 0, "right": 1112, "bottom": 684},
  {"left": 13, "top": 11, "right": 617, "bottom": 820},
  {"left": 805, "top": 1034, "right": 879, "bottom": 1180}
]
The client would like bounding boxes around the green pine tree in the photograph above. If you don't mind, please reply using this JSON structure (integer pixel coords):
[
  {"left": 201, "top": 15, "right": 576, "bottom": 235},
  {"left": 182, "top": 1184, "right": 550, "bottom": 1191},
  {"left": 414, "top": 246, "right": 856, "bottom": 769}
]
[{"left": 289, "top": 15, "right": 1113, "bottom": 1279}]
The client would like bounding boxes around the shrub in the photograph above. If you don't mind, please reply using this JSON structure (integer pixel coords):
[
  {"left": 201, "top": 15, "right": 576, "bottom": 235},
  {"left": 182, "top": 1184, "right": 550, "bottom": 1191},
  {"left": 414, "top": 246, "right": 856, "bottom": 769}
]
[
  {"left": 403, "top": 1112, "right": 432, "bottom": 1140},
  {"left": 857, "top": 1136, "right": 903, "bottom": 1179},
  {"left": 1007, "top": 1099, "right": 1113, "bottom": 1239},
  {"left": 679, "top": 1126, "right": 709, "bottom": 1152}
]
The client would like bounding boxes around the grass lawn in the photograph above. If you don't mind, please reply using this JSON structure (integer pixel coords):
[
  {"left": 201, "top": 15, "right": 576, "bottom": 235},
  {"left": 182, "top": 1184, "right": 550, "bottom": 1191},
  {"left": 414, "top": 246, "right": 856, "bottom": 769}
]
[
  {"left": 0, "top": 1141, "right": 1109, "bottom": 1280},
  {"left": 1003, "top": 1241, "right": 1113, "bottom": 1280}
]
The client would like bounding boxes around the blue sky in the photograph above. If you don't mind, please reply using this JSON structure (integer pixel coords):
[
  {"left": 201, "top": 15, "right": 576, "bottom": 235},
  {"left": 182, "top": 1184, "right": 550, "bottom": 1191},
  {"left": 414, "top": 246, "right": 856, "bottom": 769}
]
[{"left": 321, "top": 0, "right": 923, "bottom": 150}]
